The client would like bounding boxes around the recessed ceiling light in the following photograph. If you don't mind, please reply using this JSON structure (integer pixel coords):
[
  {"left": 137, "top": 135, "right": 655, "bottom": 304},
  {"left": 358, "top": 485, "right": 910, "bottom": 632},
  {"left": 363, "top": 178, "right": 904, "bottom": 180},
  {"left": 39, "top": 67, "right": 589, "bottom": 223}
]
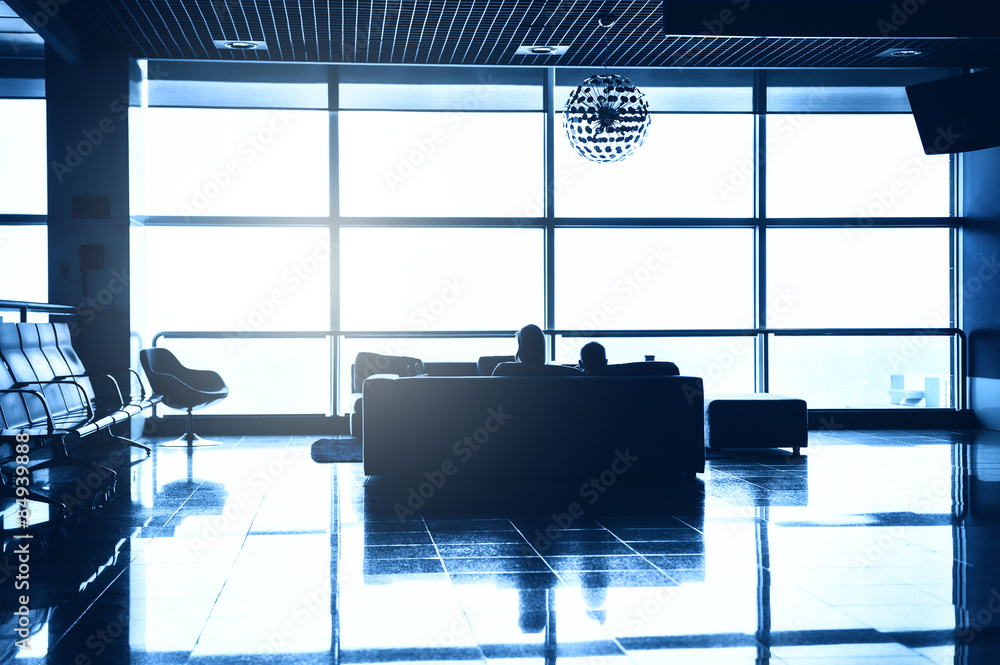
[
  {"left": 213, "top": 39, "right": 268, "bottom": 51},
  {"left": 877, "top": 47, "right": 923, "bottom": 57},
  {"left": 516, "top": 44, "right": 569, "bottom": 56}
]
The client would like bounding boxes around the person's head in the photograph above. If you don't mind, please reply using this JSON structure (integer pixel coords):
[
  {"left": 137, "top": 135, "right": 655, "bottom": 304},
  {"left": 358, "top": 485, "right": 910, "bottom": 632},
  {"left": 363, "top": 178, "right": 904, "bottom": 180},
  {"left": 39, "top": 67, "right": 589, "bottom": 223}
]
[
  {"left": 515, "top": 324, "right": 545, "bottom": 364},
  {"left": 579, "top": 342, "right": 608, "bottom": 373}
]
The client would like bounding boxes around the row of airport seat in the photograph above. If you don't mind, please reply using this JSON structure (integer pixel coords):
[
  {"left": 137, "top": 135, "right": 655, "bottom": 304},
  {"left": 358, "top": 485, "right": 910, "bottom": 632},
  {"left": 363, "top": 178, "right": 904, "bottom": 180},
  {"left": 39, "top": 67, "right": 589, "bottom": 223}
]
[{"left": 0, "top": 322, "right": 159, "bottom": 535}]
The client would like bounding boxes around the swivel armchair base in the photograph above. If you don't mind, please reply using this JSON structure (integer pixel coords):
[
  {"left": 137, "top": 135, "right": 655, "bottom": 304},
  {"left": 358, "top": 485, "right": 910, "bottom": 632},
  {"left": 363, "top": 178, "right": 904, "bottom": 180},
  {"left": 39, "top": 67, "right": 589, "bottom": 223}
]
[{"left": 156, "top": 408, "right": 223, "bottom": 448}]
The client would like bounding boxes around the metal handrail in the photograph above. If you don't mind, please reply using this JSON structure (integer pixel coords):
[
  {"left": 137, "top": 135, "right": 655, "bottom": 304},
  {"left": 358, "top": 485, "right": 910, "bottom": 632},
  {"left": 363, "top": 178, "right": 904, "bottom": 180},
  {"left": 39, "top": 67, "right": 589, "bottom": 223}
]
[
  {"left": 151, "top": 327, "right": 967, "bottom": 411},
  {"left": 151, "top": 330, "right": 521, "bottom": 346},
  {"left": 0, "top": 300, "right": 76, "bottom": 322}
]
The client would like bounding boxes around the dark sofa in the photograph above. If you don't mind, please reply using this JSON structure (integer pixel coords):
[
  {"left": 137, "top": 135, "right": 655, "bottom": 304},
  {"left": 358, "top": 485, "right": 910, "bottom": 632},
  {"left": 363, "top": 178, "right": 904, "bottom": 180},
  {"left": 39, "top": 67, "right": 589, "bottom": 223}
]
[{"left": 362, "top": 375, "right": 705, "bottom": 479}]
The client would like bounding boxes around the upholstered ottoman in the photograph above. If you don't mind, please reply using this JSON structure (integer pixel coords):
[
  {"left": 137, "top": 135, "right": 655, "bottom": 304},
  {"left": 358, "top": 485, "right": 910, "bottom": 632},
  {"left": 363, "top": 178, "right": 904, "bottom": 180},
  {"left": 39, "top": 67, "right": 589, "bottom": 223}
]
[{"left": 705, "top": 393, "right": 807, "bottom": 455}]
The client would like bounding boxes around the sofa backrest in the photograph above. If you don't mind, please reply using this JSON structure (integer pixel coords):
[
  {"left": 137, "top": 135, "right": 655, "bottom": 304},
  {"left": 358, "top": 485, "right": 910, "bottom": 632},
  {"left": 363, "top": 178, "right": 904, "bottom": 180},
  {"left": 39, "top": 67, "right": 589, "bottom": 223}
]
[
  {"left": 423, "top": 361, "right": 478, "bottom": 376},
  {"left": 492, "top": 362, "right": 583, "bottom": 377},
  {"left": 601, "top": 361, "right": 680, "bottom": 377},
  {"left": 362, "top": 375, "right": 705, "bottom": 478}
]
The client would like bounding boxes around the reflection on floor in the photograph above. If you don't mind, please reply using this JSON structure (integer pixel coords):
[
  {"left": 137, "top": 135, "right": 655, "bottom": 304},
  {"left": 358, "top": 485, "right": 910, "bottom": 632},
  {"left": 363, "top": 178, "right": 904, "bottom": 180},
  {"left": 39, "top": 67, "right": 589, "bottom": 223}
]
[{"left": 3, "top": 429, "right": 1000, "bottom": 664}]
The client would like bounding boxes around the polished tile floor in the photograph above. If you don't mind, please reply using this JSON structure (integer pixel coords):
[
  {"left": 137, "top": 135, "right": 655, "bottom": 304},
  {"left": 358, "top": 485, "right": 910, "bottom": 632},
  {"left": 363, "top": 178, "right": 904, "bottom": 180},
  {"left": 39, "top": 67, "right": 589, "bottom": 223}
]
[{"left": 4, "top": 429, "right": 1000, "bottom": 664}]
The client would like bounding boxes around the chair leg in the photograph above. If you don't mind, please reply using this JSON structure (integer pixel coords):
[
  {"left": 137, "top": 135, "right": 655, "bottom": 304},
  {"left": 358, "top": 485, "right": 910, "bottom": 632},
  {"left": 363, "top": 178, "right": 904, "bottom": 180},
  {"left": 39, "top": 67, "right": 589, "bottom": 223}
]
[
  {"left": 109, "top": 434, "right": 153, "bottom": 457},
  {"left": 29, "top": 456, "right": 116, "bottom": 481},
  {"left": 156, "top": 407, "right": 222, "bottom": 447}
]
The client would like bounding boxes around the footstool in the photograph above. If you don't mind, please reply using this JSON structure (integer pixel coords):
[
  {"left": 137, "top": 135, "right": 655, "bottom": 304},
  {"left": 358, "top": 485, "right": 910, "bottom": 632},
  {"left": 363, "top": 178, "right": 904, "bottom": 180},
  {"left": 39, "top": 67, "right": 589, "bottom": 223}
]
[{"left": 705, "top": 393, "right": 807, "bottom": 455}]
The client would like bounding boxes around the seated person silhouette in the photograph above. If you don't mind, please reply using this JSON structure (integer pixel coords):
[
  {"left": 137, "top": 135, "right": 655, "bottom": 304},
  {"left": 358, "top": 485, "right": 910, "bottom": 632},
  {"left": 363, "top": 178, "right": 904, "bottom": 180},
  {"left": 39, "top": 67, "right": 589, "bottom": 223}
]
[
  {"left": 578, "top": 341, "right": 609, "bottom": 375},
  {"left": 492, "top": 324, "right": 582, "bottom": 376}
]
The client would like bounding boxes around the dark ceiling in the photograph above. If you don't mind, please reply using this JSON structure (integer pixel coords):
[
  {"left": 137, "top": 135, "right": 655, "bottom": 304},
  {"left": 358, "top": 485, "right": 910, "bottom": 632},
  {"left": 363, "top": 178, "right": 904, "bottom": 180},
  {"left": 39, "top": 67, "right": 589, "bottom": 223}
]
[{"left": 4, "top": 0, "right": 1000, "bottom": 69}]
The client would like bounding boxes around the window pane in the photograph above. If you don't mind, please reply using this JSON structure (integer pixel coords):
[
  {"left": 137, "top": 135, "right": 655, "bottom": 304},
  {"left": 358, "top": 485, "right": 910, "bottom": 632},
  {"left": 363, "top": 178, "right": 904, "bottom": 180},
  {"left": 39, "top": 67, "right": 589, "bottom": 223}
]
[
  {"left": 767, "top": 87, "right": 912, "bottom": 112},
  {"left": 769, "top": 335, "right": 953, "bottom": 408},
  {"left": 341, "top": 84, "right": 541, "bottom": 111},
  {"left": 0, "top": 225, "right": 47, "bottom": 302},
  {"left": 162, "top": 338, "right": 330, "bottom": 415},
  {"left": 555, "top": 229, "right": 754, "bottom": 330},
  {"left": 340, "top": 227, "right": 543, "bottom": 331},
  {"left": 554, "top": 114, "right": 754, "bottom": 218},
  {"left": 554, "top": 335, "right": 755, "bottom": 394},
  {"left": 0, "top": 99, "right": 46, "bottom": 214},
  {"left": 766, "top": 228, "right": 952, "bottom": 328},
  {"left": 137, "top": 108, "right": 329, "bottom": 216},
  {"left": 556, "top": 68, "right": 754, "bottom": 112},
  {"left": 340, "top": 66, "right": 544, "bottom": 110},
  {"left": 766, "top": 114, "right": 950, "bottom": 218},
  {"left": 133, "top": 226, "right": 331, "bottom": 343},
  {"left": 339, "top": 112, "right": 544, "bottom": 217}
]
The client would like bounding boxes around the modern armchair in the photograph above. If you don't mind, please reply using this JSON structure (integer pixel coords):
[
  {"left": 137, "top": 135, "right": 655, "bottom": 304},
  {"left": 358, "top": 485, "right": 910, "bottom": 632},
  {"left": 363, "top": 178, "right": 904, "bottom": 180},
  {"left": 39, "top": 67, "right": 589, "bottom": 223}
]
[{"left": 139, "top": 348, "right": 229, "bottom": 447}]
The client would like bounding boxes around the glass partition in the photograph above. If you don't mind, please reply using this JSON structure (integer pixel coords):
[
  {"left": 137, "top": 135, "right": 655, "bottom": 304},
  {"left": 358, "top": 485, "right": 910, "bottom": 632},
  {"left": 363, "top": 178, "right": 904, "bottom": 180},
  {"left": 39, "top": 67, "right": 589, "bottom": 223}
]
[
  {"left": 137, "top": 108, "right": 330, "bottom": 217},
  {"left": 769, "top": 335, "right": 953, "bottom": 408},
  {"left": 0, "top": 99, "right": 46, "bottom": 215},
  {"left": 339, "top": 112, "right": 545, "bottom": 218},
  {"left": 555, "top": 228, "right": 755, "bottom": 330},
  {"left": 340, "top": 227, "right": 544, "bottom": 331},
  {"left": 554, "top": 114, "right": 755, "bottom": 218},
  {"left": 766, "top": 114, "right": 950, "bottom": 218}
]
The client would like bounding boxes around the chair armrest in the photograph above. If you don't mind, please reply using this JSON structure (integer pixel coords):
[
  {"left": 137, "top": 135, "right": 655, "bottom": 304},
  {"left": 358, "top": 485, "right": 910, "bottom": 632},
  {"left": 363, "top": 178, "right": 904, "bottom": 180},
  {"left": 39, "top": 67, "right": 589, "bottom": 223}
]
[
  {"left": 0, "top": 388, "right": 56, "bottom": 432},
  {"left": 13, "top": 379, "right": 95, "bottom": 420},
  {"left": 56, "top": 370, "right": 128, "bottom": 407}
]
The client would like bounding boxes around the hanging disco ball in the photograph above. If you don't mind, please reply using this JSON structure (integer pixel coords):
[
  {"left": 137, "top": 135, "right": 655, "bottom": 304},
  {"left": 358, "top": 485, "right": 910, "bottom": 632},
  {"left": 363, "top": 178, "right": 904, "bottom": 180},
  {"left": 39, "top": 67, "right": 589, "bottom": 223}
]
[{"left": 563, "top": 74, "right": 651, "bottom": 163}]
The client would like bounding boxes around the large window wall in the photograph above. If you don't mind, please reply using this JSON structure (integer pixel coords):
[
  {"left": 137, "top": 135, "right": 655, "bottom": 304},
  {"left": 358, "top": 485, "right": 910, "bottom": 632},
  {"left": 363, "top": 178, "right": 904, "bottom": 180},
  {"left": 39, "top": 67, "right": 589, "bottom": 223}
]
[
  {"left": 129, "top": 64, "right": 959, "bottom": 417},
  {"left": 0, "top": 78, "right": 48, "bottom": 306}
]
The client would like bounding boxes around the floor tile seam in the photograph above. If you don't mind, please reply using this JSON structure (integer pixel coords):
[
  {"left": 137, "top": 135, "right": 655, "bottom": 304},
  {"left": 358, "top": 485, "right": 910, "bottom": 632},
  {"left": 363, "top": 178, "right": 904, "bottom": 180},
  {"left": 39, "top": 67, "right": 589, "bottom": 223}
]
[
  {"left": 503, "top": 519, "right": 560, "bottom": 577},
  {"left": 420, "top": 516, "right": 497, "bottom": 664},
  {"left": 592, "top": 519, "right": 683, "bottom": 584}
]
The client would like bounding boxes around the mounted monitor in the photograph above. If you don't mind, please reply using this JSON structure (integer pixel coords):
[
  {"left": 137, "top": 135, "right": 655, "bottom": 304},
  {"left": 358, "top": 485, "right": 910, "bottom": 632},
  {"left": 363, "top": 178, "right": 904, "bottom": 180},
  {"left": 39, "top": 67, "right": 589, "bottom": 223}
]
[{"left": 905, "top": 69, "right": 1000, "bottom": 155}]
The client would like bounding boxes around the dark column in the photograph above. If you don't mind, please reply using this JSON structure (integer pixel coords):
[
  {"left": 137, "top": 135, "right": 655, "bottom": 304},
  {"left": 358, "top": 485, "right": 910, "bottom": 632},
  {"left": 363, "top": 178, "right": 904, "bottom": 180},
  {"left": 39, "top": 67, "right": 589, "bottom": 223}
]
[
  {"left": 45, "top": 46, "right": 135, "bottom": 374},
  {"left": 962, "top": 147, "right": 1000, "bottom": 430}
]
